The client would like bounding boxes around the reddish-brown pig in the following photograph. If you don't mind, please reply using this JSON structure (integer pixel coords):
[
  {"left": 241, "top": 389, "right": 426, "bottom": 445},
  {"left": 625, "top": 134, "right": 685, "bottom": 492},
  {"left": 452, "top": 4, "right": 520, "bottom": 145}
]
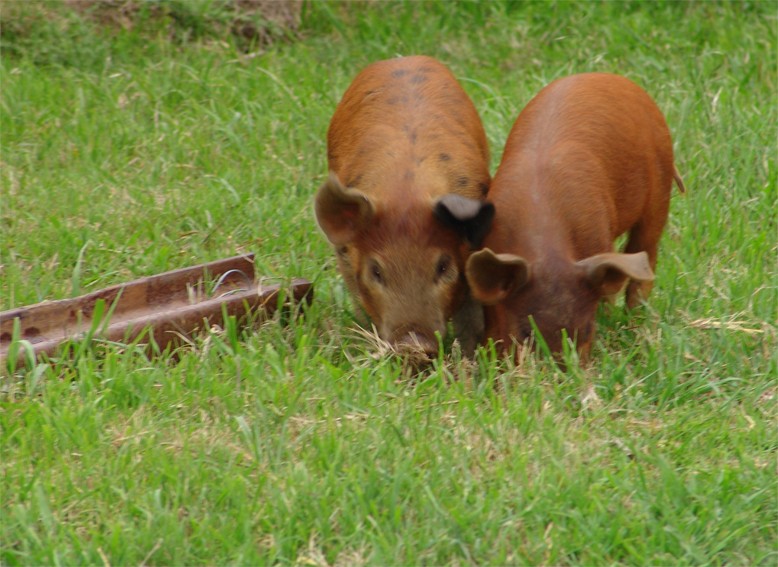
[
  {"left": 315, "top": 56, "right": 494, "bottom": 356},
  {"left": 466, "top": 73, "right": 685, "bottom": 358}
]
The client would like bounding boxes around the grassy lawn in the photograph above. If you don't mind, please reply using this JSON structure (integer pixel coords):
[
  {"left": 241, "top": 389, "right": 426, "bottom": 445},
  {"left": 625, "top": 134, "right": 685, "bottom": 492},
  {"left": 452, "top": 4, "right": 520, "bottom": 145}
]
[{"left": 1, "top": 1, "right": 775, "bottom": 564}]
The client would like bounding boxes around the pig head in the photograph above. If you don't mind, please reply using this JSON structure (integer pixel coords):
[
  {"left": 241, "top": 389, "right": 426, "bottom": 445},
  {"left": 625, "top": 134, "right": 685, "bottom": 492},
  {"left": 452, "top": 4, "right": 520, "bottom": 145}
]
[
  {"left": 317, "top": 173, "right": 493, "bottom": 355},
  {"left": 467, "top": 248, "right": 654, "bottom": 356}
]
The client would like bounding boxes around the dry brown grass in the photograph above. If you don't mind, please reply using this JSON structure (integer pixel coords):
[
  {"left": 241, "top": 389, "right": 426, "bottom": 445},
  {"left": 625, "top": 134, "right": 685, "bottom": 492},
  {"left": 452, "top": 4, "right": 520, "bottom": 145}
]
[{"left": 2, "top": 0, "right": 302, "bottom": 50}]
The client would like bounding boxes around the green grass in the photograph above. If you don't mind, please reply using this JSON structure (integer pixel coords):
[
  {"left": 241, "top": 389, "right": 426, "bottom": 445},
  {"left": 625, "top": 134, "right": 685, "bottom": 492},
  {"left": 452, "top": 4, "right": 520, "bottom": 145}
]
[{"left": 1, "top": 1, "right": 776, "bottom": 564}]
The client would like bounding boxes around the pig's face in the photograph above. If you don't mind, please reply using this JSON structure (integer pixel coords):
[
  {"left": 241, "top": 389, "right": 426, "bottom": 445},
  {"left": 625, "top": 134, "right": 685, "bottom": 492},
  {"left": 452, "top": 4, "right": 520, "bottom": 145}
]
[
  {"left": 477, "top": 261, "right": 601, "bottom": 356},
  {"left": 316, "top": 174, "right": 494, "bottom": 356},
  {"left": 347, "top": 237, "right": 465, "bottom": 354},
  {"left": 466, "top": 248, "right": 654, "bottom": 358}
]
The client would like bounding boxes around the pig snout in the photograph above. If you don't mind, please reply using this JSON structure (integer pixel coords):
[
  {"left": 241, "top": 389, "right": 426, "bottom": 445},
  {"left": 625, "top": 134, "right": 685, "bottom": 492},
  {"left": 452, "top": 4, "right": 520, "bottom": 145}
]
[{"left": 390, "top": 325, "right": 440, "bottom": 357}]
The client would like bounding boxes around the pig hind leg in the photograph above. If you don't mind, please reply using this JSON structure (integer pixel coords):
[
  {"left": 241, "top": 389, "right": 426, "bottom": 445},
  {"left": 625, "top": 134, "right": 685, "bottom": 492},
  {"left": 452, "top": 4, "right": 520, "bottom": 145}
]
[{"left": 622, "top": 197, "right": 670, "bottom": 309}]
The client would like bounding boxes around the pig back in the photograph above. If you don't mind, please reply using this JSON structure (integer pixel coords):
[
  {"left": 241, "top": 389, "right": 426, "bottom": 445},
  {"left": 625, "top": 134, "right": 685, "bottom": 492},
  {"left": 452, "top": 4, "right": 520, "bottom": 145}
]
[
  {"left": 326, "top": 56, "right": 490, "bottom": 202},
  {"left": 496, "top": 73, "right": 676, "bottom": 245}
]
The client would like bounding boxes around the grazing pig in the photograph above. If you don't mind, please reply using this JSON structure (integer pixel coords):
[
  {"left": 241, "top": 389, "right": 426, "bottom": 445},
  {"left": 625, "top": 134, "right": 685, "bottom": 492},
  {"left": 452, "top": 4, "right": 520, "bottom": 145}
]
[
  {"left": 466, "top": 73, "right": 685, "bottom": 358},
  {"left": 315, "top": 56, "right": 494, "bottom": 356}
]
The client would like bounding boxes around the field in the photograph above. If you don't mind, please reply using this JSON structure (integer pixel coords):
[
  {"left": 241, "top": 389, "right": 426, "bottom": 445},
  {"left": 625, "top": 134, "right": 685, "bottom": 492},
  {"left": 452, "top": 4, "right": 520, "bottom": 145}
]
[{"left": 1, "top": 1, "right": 776, "bottom": 564}]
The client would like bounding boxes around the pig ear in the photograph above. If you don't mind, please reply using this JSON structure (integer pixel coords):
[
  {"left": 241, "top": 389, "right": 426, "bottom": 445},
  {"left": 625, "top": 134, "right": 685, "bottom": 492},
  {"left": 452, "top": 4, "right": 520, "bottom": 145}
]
[
  {"left": 433, "top": 195, "right": 495, "bottom": 248},
  {"left": 314, "top": 173, "right": 376, "bottom": 245},
  {"left": 577, "top": 251, "right": 655, "bottom": 297},
  {"left": 466, "top": 247, "right": 530, "bottom": 305}
]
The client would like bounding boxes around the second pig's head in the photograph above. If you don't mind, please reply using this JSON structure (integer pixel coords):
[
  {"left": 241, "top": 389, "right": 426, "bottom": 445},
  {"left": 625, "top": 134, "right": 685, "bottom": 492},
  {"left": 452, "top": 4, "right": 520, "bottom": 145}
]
[{"left": 466, "top": 248, "right": 655, "bottom": 357}]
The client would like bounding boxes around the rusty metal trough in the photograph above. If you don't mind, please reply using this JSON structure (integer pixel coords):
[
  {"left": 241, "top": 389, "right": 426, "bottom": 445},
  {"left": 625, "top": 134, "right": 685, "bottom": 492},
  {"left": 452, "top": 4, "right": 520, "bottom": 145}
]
[{"left": 0, "top": 254, "right": 312, "bottom": 368}]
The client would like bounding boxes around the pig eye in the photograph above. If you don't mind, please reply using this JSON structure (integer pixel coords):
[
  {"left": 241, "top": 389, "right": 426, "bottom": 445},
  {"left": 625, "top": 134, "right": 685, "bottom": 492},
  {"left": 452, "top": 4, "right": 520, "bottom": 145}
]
[
  {"left": 368, "top": 260, "right": 384, "bottom": 285},
  {"left": 435, "top": 255, "right": 453, "bottom": 281}
]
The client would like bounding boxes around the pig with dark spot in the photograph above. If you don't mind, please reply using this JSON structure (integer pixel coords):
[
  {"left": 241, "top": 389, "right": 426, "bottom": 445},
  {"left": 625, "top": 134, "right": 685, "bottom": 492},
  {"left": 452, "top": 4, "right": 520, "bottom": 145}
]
[
  {"left": 315, "top": 56, "right": 494, "bottom": 356},
  {"left": 466, "top": 73, "right": 685, "bottom": 358}
]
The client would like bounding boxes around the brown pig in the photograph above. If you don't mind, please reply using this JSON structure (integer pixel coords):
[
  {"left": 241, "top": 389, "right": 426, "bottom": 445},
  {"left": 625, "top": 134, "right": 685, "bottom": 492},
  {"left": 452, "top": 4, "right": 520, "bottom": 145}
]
[
  {"left": 315, "top": 56, "right": 495, "bottom": 356},
  {"left": 465, "top": 73, "right": 685, "bottom": 358}
]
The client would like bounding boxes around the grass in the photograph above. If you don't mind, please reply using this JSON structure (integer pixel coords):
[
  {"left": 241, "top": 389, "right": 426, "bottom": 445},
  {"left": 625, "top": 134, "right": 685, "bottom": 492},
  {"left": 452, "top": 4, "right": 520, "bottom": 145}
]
[{"left": 1, "top": 0, "right": 776, "bottom": 564}]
